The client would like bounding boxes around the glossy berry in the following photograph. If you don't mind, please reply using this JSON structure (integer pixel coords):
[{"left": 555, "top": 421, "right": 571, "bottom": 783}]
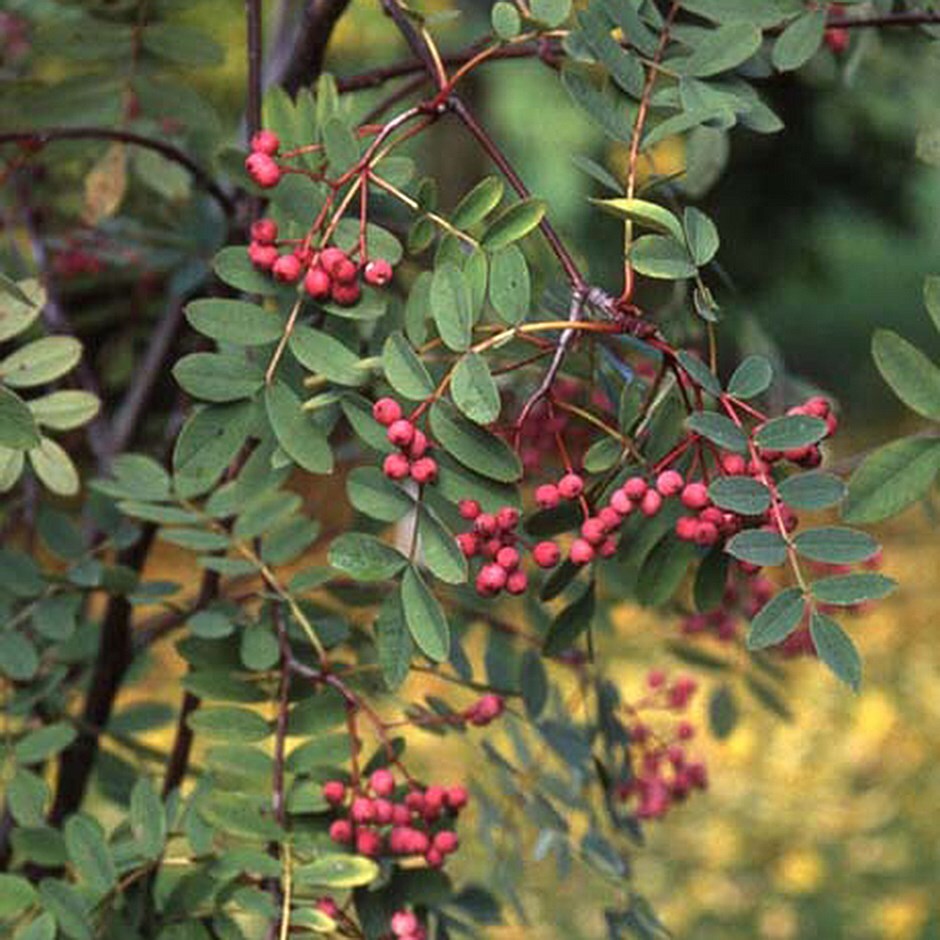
[
  {"left": 496, "top": 546, "right": 520, "bottom": 570},
  {"left": 681, "top": 482, "right": 710, "bottom": 510},
  {"left": 656, "top": 469, "right": 684, "bottom": 497},
  {"left": 496, "top": 506, "right": 520, "bottom": 530},
  {"left": 610, "top": 489, "right": 633, "bottom": 516},
  {"left": 391, "top": 911, "right": 419, "bottom": 937},
  {"left": 250, "top": 129, "right": 280, "bottom": 155},
  {"left": 272, "top": 254, "right": 302, "bottom": 283},
  {"left": 456, "top": 532, "right": 478, "bottom": 557},
  {"left": 372, "top": 397, "right": 403, "bottom": 427},
  {"left": 387, "top": 419, "right": 415, "bottom": 448},
  {"left": 433, "top": 830, "right": 459, "bottom": 855},
  {"left": 304, "top": 266, "right": 332, "bottom": 299},
  {"left": 622, "top": 476, "right": 648, "bottom": 501},
  {"left": 410, "top": 457, "right": 438, "bottom": 485},
  {"left": 351, "top": 796, "right": 375, "bottom": 823},
  {"left": 598, "top": 506, "right": 622, "bottom": 531},
  {"left": 533, "top": 541, "right": 561, "bottom": 568},
  {"left": 640, "top": 489, "right": 663, "bottom": 517},
  {"left": 721, "top": 454, "right": 747, "bottom": 476},
  {"left": 458, "top": 499, "right": 481, "bottom": 520},
  {"left": 535, "top": 483, "right": 560, "bottom": 509},
  {"left": 370, "top": 768, "right": 395, "bottom": 797},
  {"left": 468, "top": 693, "right": 504, "bottom": 725},
  {"left": 557, "top": 473, "right": 584, "bottom": 500},
  {"left": 250, "top": 218, "right": 277, "bottom": 244},
  {"left": 322, "top": 780, "right": 346, "bottom": 805},
  {"left": 581, "top": 517, "right": 607, "bottom": 546},
  {"left": 383, "top": 452, "right": 411, "bottom": 480},
  {"left": 570, "top": 538, "right": 595, "bottom": 566},
  {"left": 364, "top": 258, "right": 394, "bottom": 286},
  {"left": 473, "top": 513, "right": 497, "bottom": 537},
  {"left": 445, "top": 786, "right": 469, "bottom": 810},
  {"left": 245, "top": 152, "right": 281, "bottom": 188},
  {"left": 247, "top": 242, "right": 278, "bottom": 270},
  {"left": 477, "top": 563, "right": 507, "bottom": 594}
]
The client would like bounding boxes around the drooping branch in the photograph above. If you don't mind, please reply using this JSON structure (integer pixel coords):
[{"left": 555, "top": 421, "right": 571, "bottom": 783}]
[{"left": 270, "top": 0, "right": 353, "bottom": 94}]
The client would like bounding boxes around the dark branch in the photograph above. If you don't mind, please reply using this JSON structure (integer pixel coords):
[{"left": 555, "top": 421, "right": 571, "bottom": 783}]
[
  {"left": 828, "top": 10, "right": 940, "bottom": 29},
  {"left": 246, "top": 0, "right": 264, "bottom": 140},
  {"left": 0, "top": 128, "right": 235, "bottom": 215},
  {"left": 272, "top": 0, "right": 353, "bottom": 95}
]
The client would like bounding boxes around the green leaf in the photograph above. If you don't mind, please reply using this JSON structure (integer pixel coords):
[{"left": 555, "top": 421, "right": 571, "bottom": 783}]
[
  {"left": 429, "top": 401, "right": 522, "bottom": 482},
  {"left": 16, "top": 912, "right": 56, "bottom": 940},
  {"left": 265, "top": 382, "right": 333, "bottom": 474},
  {"left": 725, "top": 529, "right": 788, "bottom": 567},
  {"left": 401, "top": 567, "right": 450, "bottom": 662},
  {"left": 347, "top": 466, "right": 414, "bottom": 522},
  {"left": 214, "top": 246, "right": 283, "bottom": 295},
  {"left": 708, "top": 684, "right": 738, "bottom": 739},
  {"left": 0, "top": 386, "right": 40, "bottom": 449},
  {"left": 481, "top": 198, "right": 547, "bottom": 251},
  {"left": 173, "top": 402, "right": 255, "bottom": 499},
  {"left": 544, "top": 583, "right": 596, "bottom": 656},
  {"left": 452, "top": 353, "right": 500, "bottom": 424},
  {"left": 844, "top": 436, "right": 940, "bottom": 523},
  {"left": 452, "top": 176, "right": 504, "bottom": 229},
  {"left": 28, "top": 437, "right": 80, "bottom": 496},
  {"left": 382, "top": 331, "right": 435, "bottom": 400},
  {"left": 186, "top": 300, "right": 284, "bottom": 346},
  {"left": 678, "top": 22, "right": 762, "bottom": 77},
  {"left": 491, "top": 1, "right": 521, "bottom": 40},
  {"left": 419, "top": 503, "right": 468, "bottom": 584},
  {"left": 629, "top": 235, "right": 696, "bottom": 279},
  {"left": 289, "top": 325, "right": 363, "bottom": 386},
  {"left": 95, "top": 453, "right": 170, "bottom": 501},
  {"left": 924, "top": 275, "right": 940, "bottom": 333},
  {"left": 341, "top": 392, "right": 395, "bottom": 454},
  {"left": 694, "top": 547, "right": 730, "bottom": 612},
  {"left": 0, "top": 336, "right": 82, "bottom": 389},
  {"left": 872, "top": 328, "right": 940, "bottom": 421},
  {"left": 197, "top": 792, "right": 283, "bottom": 841},
  {"left": 0, "top": 631, "right": 39, "bottom": 680},
  {"left": 727, "top": 355, "right": 773, "bottom": 399},
  {"left": 38, "top": 880, "right": 91, "bottom": 940},
  {"left": 793, "top": 527, "right": 879, "bottom": 565},
  {"left": 589, "top": 198, "right": 684, "bottom": 241},
  {"left": 755, "top": 414, "right": 828, "bottom": 450},
  {"left": 142, "top": 23, "right": 224, "bottom": 66},
  {"left": 686, "top": 411, "right": 748, "bottom": 452},
  {"left": 677, "top": 350, "right": 722, "bottom": 396},
  {"left": 489, "top": 245, "right": 530, "bottom": 324},
  {"left": 747, "top": 587, "right": 805, "bottom": 650},
  {"left": 530, "top": 0, "right": 570, "bottom": 27},
  {"left": 772, "top": 11, "right": 825, "bottom": 72},
  {"left": 812, "top": 573, "right": 896, "bottom": 606},
  {"left": 562, "top": 63, "right": 636, "bottom": 140},
  {"left": 64, "top": 814, "right": 117, "bottom": 895},
  {"left": 683, "top": 207, "right": 720, "bottom": 266},
  {"left": 708, "top": 476, "right": 771, "bottom": 515},
  {"left": 322, "top": 116, "right": 359, "bottom": 173},
  {"left": 431, "top": 262, "right": 473, "bottom": 352},
  {"left": 0, "top": 278, "right": 43, "bottom": 341},
  {"left": 583, "top": 435, "right": 622, "bottom": 473},
  {"left": 576, "top": 6, "right": 644, "bottom": 97},
  {"left": 188, "top": 706, "right": 271, "bottom": 742},
  {"left": 376, "top": 592, "right": 413, "bottom": 690},
  {"left": 294, "top": 854, "right": 380, "bottom": 889},
  {"left": 597, "top": 0, "right": 658, "bottom": 55},
  {"left": 0, "top": 445, "right": 25, "bottom": 490},
  {"left": 777, "top": 471, "right": 846, "bottom": 510},
  {"left": 174, "top": 352, "right": 263, "bottom": 402},
  {"left": 810, "top": 611, "right": 861, "bottom": 691},
  {"left": 241, "top": 625, "right": 280, "bottom": 671},
  {"left": 637, "top": 537, "right": 698, "bottom": 606},
  {"left": 328, "top": 532, "right": 406, "bottom": 581},
  {"left": 28, "top": 390, "right": 100, "bottom": 430},
  {"left": 0, "top": 873, "right": 37, "bottom": 918},
  {"left": 519, "top": 649, "right": 548, "bottom": 718},
  {"left": 7, "top": 769, "right": 49, "bottom": 826}
]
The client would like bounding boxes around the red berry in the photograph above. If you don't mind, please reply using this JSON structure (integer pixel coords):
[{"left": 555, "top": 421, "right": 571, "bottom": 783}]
[
  {"left": 675, "top": 516, "right": 698, "bottom": 541},
  {"left": 803, "top": 396, "right": 831, "bottom": 418},
  {"left": 410, "top": 457, "right": 438, "bottom": 485},
  {"left": 569, "top": 538, "right": 595, "bottom": 566},
  {"left": 272, "top": 254, "right": 302, "bottom": 283},
  {"left": 445, "top": 786, "right": 469, "bottom": 810},
  {"left": 598, "top": 537, "right": 618, "bottom": 558},
  {"left": 364, "top": 258, "right": 394, "bottom": 286},
  {"left": 247, "top": 242, "right": 278, "bottom": 271},
  {"left": 373, "top": 397, "right": 403, "bottom": 427},
  {"left": 477, "top": 563, "right": 507, "bottom": 594},
  {"left": 535, "top": 484, "right": 560, "bottom": 509},
  {"left": 383, "top": 452, "right": 411, "bottom": 480},
  {"left": 245, "top": 152, "right": 281, "bottom": 188},
  {"left": 721, "top": 454, "right": 747, "bottom": 476},
  {"left": 581, "top": 517, "right": 607, "bottom": 546},
  {"left": 391, "top": 911, "right": 419, "bottom": 937},
  {"left": 408, "top": 428, "right": 429, "bottom": 458},
  {"left": 356, "top": 828, "right": 382, "bottom": 857},
  {"left": 473, "top": 513, "right": 498, "bottom": 537},
  {"left": 433, "top": 830, "right": 459, "bottom": 855},
  {"left": 496, "top": 506, "right": 520, "bottom": 531},
  {"left": 677, "top": 720, "right": 695, "bottom": 740},
  {"left": 333, "top": 257, "right": 358, "bottom": 285},
  {"left": 370, "top": 768, "right": 395, "bottom": 798},
  {"left": 610, "top": 489, "right": 633, "bottom": 516},
  {"left": 558, "top": 473, "right": 584, "bottom": 500},
  {"left": 330, "top": 280, "right": 361, "bottom": 307},
  {"left": 622, "top": 476, "right": 648, "bottom": 501},
  {"left": 533, "top": 541, "right": 561, "bottom": 568},
  {"left": 681, "top": 482, "right": 710, "bottom": 510},
  {"left": 329, "top": 819, "right": 353, "bottom": 844},
  {"left": 639, "top": 489, "right": 663, "bottom": 517},
  {"left": 322, "top": 780, "right": 346, "bottom": 805},
  {"left": 505, "top": 569, "right": 528, "bottom": 595},
  {"left": 387, "top": 419, "right": 415, "bottom": 448},
  {"left": 304, "top": 266, "right": 332, "bottom": 300},
  {"left": 319, "top": 246, "right": 347, "bottom": 275},
  {"left": 825, "top": 26, "right": 849, "bottom": 53},
  {"left": 598, "top": 506, "right": 622, "bottom": 531},
  {"left": 656, "top": 469, "right": 684, "bottom": 497},
  {"left": 316, "top": 898, "right": 339, "bottom": 918},
  {"left": 351, "top": 797, "right": 375, "bottom": 823},
  {"left": 496, "top": 546, "right": 520, "bottom": 570},
  {"left": 458, "top": 499, "right": 481, "bottom": 520},
  {"left": 647, "top": 668, "right": 666, "bottom": 689},
  {"left": 469, "top": 693, "right": 504, "bottom": 725},
  {"left": 456, "top": 532, "right": 479, "bottom": 557},
  {"left": 694, "top": 521, "right": 719, "bottom": 546},
  {"left": 250, "top": 130, "right": 280, "bottom": 155},
  {"left": 250, "top": 218, "right": 278, "bottom": 244},
  {"left": 425, "top": 847, "right": 444, "bottom": 868}
]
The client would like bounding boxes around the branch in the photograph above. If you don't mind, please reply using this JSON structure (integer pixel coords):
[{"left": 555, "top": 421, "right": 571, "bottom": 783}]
[
  {"left": 246, "top": 0, "right": 264, "bottom": 140},
  {"left": 270, "top": 0, "right": 353, "bottom": 95},
  {"left": 826, "top": 10, "right": 940, "bottom": 29},
  {"left": 0, "top": 128, "right": 235, "bottom": 216}
]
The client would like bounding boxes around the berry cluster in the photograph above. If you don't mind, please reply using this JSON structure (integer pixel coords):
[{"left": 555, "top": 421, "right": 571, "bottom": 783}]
[
  {"left": 615, "top": 671, "right": 708, "bottom": 821},
  {"left": 455, "top": 500, "right": 562, "bottom": 597},
  {"left": 372, "top": 398, "right": 438, "bottom": 485},
  {"left": 324, "top": 768, "right": 467, "bottom": 868},
  {"left": 681, "top": 566, "right": 776, "bottom": 643}
]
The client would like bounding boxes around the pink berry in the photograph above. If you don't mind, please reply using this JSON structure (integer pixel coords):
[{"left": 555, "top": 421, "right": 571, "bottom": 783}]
[
  {"left": 370, "top": 768, "right": 395, "bottom": 798},
  {"left": 319, "top": 246, "right": 347, "bottom": 275},
  {"left": 329, "top": 819, "right": 353, "bottom": 844},
  {"left": 408, "top": 429, "right": 429, "bottom": 459},
  {"left": 456, "top": 533, "right": 479, "bottom": 557},
  {"left": 364, "top": 258, "right": 394, "bottom": 287},
  {"left": 598, "top": 506, "right": 622, "bottom": 531},
  {"left": 598, "top": 537, "right": 617, "bottom": 558},
  {"left": 496, "top": 506, "right": 520, "bottom": 531},
  {"left": 647, "top": 668, "right": 666, "bottom": 689},
  {"left": 316, "top": 898, "right": 339, "bottom": 918},
  {"left": 721, "top": 454, "right": 747, "bottom": 476},
  {"left": 675, "top": 516, "right": 698, "bottom": 541},
  {"left": 610, "top": 489, "right": 633, "bottom": 516},
  {"left": 387, "top": 419, "right": 415, "bottom": 448},
  {"left": 272, "top": 253, "right": 302, "bottom": 283},
  {"left": 333, "top": 257, "right": 358, "bottom": 285},
  {"left": 803, "top": 396, "right": 831, "bottom": 418},
  {"left": 533, "top": 541, "right": 560, "bottom": 568},
  {"left": 351, "top": 797, "right": 374, "bottom": 823},
  {"left": 640, "top": 489, "right": 663, "bottom": 517},
  {"left": 356, "top": 828, "right": 382, "bottom": 857},
  {"left": 410, "top": 457, "right": 438, "bottom": 485},
  {"left": 250, "top": 218, "right": 278, "bottom": 244},
  {"left": 433, "top": 830, "right": 459, "bottom": 855},
  {"left": 391, "top": 911, "right": 419, "bottom": 937},
  {"left": 469, "top": 693, "right": 504, "bottom": 725},
  {"left": 505, "top": 570, "right": 528, "bottom": 595},
  {"left": 247, "top": 242, "right": 278, "bottom": 270},
  {"left": 477, "top": 563, "right": 507, "bottom": 594},
  {"left": 581, "top": 517, "right": 607, "bottom": 546},
  {"left": 473, "top": 513, "right": 497, "bottom": 537},
  {"left": 330, "top": 280, "right": 361, "bottom": 307},
  {"left": 445, "top": 786, "right": 469, "bottom": 810},
  {"left": 372, "top": 397, "right": 403, "bottom": 426},
  {"left": 622, "top": 476, "right": 648, "bottom": 501},
  {"left": 245, "top": 152, "right": 281, "bottom": 188},
  {"left": 250, "top": 129, "right": 280, "bottom": 155},
  {"left": 656, "top": 469, "right": 684, "bottom": 497},
  {"left": 425, "top": 848, "right": 444, "bottom": 868},
  {"left": 458, "top": 499, "right": 481, "bottom": 520},
  {"left": 694, "top": 521, "right": 719, "bottom": 546},
  {"left": 681, "top": 482, "right": 710, "bottom": 510},
  {"left": 569, "top": 538, "right": 595, "bottom": 566},
  {"left": 304, "top": 266, "right": 332, "bottom": 299},
  {"left": 535, "top": 484, "right": 560, "bottom": 509},
  {"left": 677, "top": 720, "right": 695, "bottom": 740},
  {"left": 496, "top": 546, "right": 520, "bottom": 570},
  {"left": 383, "top": 452, "right": 411, "bottom": 480},
  {"left": 557, "top": 473, "right": 584, "bottom": 500},
  {"left": 322, "top": 780, "right": 346, "bottom": 805}
]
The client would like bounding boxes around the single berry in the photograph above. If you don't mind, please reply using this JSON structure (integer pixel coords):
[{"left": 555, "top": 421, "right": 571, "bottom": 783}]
[
  {"left": 304, "top": 266, "right": 332, "bottom": 300},
  {"left": 245, "top": 152, "right": 281, "bottom": 188},
  {"left": 247, "top": 242, "right": 278, "bottom": 271},
  {"left": 477, "top": 563, "right": 507, "bottom": 594},
  {"left": 622, "top": 476, "right": 648, "bottom": 501},
  {"left": 373, "top": 798, "right": 394, "bottom": 825},
  {"left": 557, "top": 473, "right": 584, "bottom": 500},
  {"left": 250, "top": 218, "right": 278, "bottom": 244},
  {"left": 433, "top": 830, "right": 459, "bottom": 855},
  {"left": 598, "top": 506, "right": 622, "bottom": 531},
  {"left": 356, "top": 828, "right": 382, "bottom": 857},
  {"left": 330, "top": 280, "right": 361, "bottom": 307},
  {"left": 569, "top": 538, "right": 595, "bottom": 566},
  {"left": 272, "top": 254, "right": 302, "bottom": 283},
  {"left": 329, "top": 819, "right": 353, "bottom": 844},
  {"left": 364, "top": 258, "right": 394, "bottom": 286},
  {"left": 473, "top": 513, "right": 498, "bottom": 537},
  {"left": 533, "top": 540, "right": 561, "bottom": 568},
  {"left": 410, "top": 457, "right": 438, "bottom": 485},
  {"left": 387, "top": 419, "right": 415, "bottom": 448},
  {"left": 675, "top": 516, "right": 698, "bottom": 541},
  {"left": 383, "top": 452, "right": 411, "bottom": 480},
  {"left": 445, "top": 786, "right": 469, "bottom": 810},
  {"left": 598, "top": 537, "right": 617, "bottom": 558},
  {"left": 351, "top": 796, "right": 375, "bottom": 823},
  {"left": 391, "top": 911, "right": 419, "bottom": 937},
  {"left": 640, "top": 489, "right": 663, "bottom": 517},
  {"left": 647, "top": 668, "right": 666, "bottom": 689},
  {"left": 505, "top": 569, "right": 528, "bottom": 595},
  {"left": 333, "top": 257, "right": 358, "bottom": 285},
  {"left": 496, "top": 546, "right": 520, "bottom": 570},
  {"left": 681, "top": 482, "right": 710, "bottom": 510},
  {"left": 610, "top": 489, "right": 633, "bottom": 516},
  {"left": 370, "top": 768, "right": 396, "bottom": 798},
  {"left": 581, "top": 517, "right": 607, "bottom": 546},
  {"left": 408, "top": 428, "right": 429, "bottom": 459},
  {"left": 721, "top": 454, "right": 747, "bottom": 476},
  {"left": 469, "top": 693, "right": 504, "bottom": 725},
  {"left": 535, "top": 483, "right": 560, "bottom": 509},
  {"left": 694, "top": 521, "right": 719, "bottom": 546},
  {"left": 373, "top": 397, "right": 403, "bottom": 427},
  {"left": 322, "top": 780, "right": 346, "bottom": 805},
  {"left": 456, "top": 532, "right": 479, "bottom": 557},
  {"left": 496, "top": 506, "right": 520, "bottom": 531},
  {"left": 250, "top": 129, "right": 280, "bottom": 155},
  {"left": 458, "top": 499, "right": 481, "bottom": 520},
  {"left": 656, "top": 469, "right": 684, "bottom": 497},
  {"left": 316, "top": 898, "right": 340, "bottom": 918},
  {"left": 319, "top": 246, "right": 347, "bottom": 275}
]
